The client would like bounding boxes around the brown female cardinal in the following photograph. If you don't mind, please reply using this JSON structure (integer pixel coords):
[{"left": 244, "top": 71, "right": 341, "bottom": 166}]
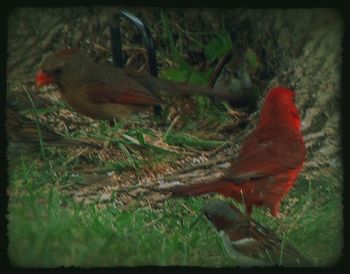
[
  {"left": 167, "top": 87, "right": 306, "bottom": 217},
  {"left": 203, "top": 201, "right": 312, "bottom": 266},
  {"left": 35, "top": 48, "right": 237, "bottom": 123}
]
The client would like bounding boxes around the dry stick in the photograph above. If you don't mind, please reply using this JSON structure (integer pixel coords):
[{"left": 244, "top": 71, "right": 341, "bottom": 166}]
[
  {"left": 71, "top": 158, "right": 232, "bottom": 197},
  {"left": 166, "top": 155, "right": 234, "bottom": 176},
  {"left": 173, "top": 23, "right": 219, "bottom": 36},
  {"left": 163, "top": 115, "right": 180, "bottom": 141},
  {"left": 207, "top": 140, "right": 230, "bottom": 158},
  {"left": 67, "top": 102, "right": 295, "bottom": 197},
  {"left": 172, "top": 23, "right": 207, "bottom": 49},
  {"left": 208, "top": 51, "right": 233, "bottom": 88},
  {"left": 89, "top": 150, "right": 234, "bottom": 194},
  {"left": 150, "top": 142, "right": 197, "bottom": 156},
  {"left": 63, "top": 147, "right": 90, "bottom": 166},
  {"left": 75, "top": 131, "right": 314, "bottom": 201},
  {"left": 162, "top": 121, "right": 316, "bottom": 179}
]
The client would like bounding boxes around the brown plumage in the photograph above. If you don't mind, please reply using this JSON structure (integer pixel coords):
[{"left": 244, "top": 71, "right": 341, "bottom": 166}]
[
  {"left": 36, "top": 48, "right": 237, "bottom": 123},
  {"left": 203, "top": 201, "right": 313, "bottom": 266}
]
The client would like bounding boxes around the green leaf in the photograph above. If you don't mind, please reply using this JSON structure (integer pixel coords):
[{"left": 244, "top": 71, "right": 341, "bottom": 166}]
[
  {"left": 122, "top": 134, "right": 141, "bottom": 146},
  {"left": 204, "top": 33, "right": 232, "bottom": 63},
  {"left": 188, "top": 70, "right": 209, "bottom": 86},
  {"left": 133, "top": 131, "right": 146, "bottom": 146},
  {"left": 160, "top": 66, "right": 192, "bottom": 82},
  {"left": 117, "top": 143, "right": 137, "bottom": 168},
  {"left": 189, "top": 68, "right": 214, "bottom": 86},
  {"left": 195, "top": 96, "right": 210, "bottom": 117},
  {"left": 244, "top": 48, "right": 261, "bottom": 70}
]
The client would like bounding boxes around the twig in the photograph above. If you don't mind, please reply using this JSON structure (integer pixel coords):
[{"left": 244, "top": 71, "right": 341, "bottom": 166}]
[
  {"left": 168, "top": 156, "right": 233, "bottom": 175},
  {"left": 208, "top": 140, "right": 229, "bottom": 158},
  {"left": 208, "top": 51, "right": 232, "bottom": 88},
  {"left": 64, "top": 147, "right": 89, "bottom": 166},
  {"left": 163, "top": 115, "right": 180, "bottom": 141}
]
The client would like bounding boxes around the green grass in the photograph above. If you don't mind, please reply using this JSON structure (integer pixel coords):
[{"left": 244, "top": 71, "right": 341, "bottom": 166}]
[
  {"left": 7, "top": 151, "right": 343, "bottom": 266},
  {"left": 8, "top": 76, "right": 343, "bottom": 269},
  {"left": 249, "top": 175, "right": 343, "bottom": 266},
  {"left": 8, "top": 183, "right": 238, "bottom": 267},
  {"left": 7, "top": 96, "right": 343, "bottom": 267},
  {"left": 7, "top": 71, "right": 343, "bottom": 268},
  {"left": 7, "top": 14, "right": 343, "bottom": 267}
]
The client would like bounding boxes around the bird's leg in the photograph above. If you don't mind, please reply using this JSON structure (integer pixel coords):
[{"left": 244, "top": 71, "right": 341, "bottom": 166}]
[
  {"left": 109, "top": 119, "right": 116, "bottom": 127},
  {"left": 110, "top": 115, "right": 138, "bottom": 131},
  {"left": 245, "top": 204, "right": 253, "bottom": 216},
  {"left": 270, "top": 201, "right": 281, "bottom": 217}
]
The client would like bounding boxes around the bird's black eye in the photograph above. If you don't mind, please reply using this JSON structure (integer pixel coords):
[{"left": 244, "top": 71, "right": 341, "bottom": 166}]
[{"left": 52, "top": 68, "right": 62, "bottom": 75}]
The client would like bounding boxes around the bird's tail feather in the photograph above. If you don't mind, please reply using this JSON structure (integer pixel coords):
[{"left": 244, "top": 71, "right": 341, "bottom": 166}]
[
  {"left": 169, "top": 180, "right": 232, "bottom": 197},
  {"left": 128, "top": 72, "right": 239, "bottom": 100}
]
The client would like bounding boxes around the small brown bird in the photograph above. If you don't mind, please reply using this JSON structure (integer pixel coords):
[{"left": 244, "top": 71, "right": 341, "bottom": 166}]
[
  {"left": 6, "top": 106, "right": 101, "bottom": 155},
  {"left": 36, "top": 48, "right": 237, "bottom": 123},
  {"left": 203, "top": 201, "right": 312, "bottom": 266}
]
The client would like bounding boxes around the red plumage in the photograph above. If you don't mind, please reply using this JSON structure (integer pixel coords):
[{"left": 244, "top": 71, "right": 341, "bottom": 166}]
[{"left": 169, "top": 87, "right": 306, "bottom": 217}]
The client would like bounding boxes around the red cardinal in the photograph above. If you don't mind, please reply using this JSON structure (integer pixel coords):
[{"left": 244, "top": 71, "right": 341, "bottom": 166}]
[
  {"left": 35, "top": 48, "right": 237, "bottom": 123},
  {"left": 168, "top": 87, "right": 306, "bottom": 217},
  {"left": 203, "top": 201, "right": 312, "bottom": 266}
]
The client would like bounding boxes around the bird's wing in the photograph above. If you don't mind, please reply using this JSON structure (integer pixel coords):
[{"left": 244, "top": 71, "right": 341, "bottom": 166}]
[
  {"left": 6, "top": 107, "right": 61, "bottom": 143},
  {"left": 81, "top": 79, "right": 162, "bottom": 106},
  {"left": 227, "top": 128, "right": 305, "bottom": 181}
]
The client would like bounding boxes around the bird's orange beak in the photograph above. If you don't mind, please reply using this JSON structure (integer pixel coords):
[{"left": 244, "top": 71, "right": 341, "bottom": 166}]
[{"left": 36, "top": 70, "right": 56, "bottom": 87}]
